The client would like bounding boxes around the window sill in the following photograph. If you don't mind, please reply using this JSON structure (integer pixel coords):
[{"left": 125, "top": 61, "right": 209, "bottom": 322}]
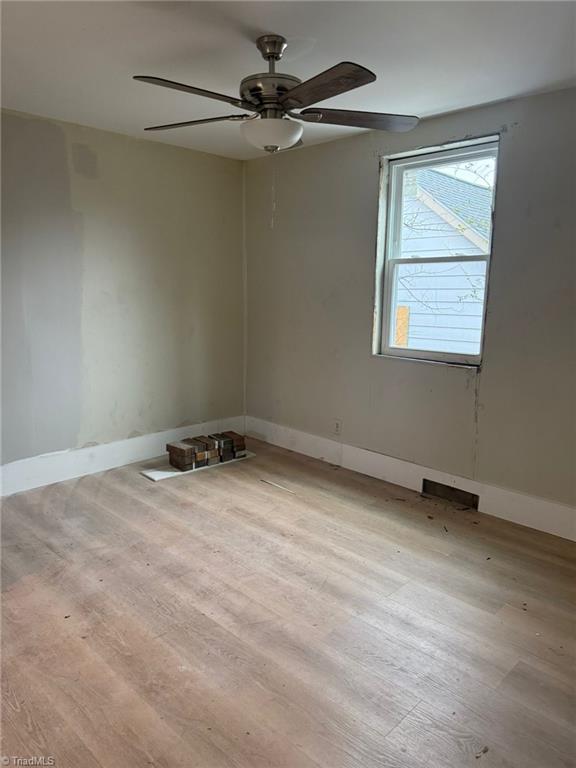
[{"left": 372, "top": 352, "right": 481, "bottom": 370}]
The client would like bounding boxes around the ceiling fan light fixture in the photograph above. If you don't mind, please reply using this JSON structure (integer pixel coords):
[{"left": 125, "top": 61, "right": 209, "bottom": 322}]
[
  {"left": 135, "top": 35, "right": 419, "bottom": 144},
  {"left": 241, "top": 117, "right": 303, "bottom": 153}
]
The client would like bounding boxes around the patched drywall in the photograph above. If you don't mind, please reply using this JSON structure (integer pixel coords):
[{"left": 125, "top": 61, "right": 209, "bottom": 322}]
[
  {"left": 245, "top": 88, "right": 575, "bottom": 507},
  {"left": 2, "top": 111, "right": 244, "bottom": 463},
  {"left": 2, "top": 114, "right": 84, "bottom": 461}
]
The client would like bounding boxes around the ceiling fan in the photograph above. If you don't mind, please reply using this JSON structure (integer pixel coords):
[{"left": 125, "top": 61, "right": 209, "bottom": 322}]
[{"left": 134, "top": 34, "right": 419, "bottom": 153}]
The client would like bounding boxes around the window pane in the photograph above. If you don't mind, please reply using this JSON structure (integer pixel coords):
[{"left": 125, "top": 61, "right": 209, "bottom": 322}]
[
  {"left": 390, "top": 260, "right": 487, "bottom": 356},
  {"left": 398, "top": 155, "right": 496, "bottom": 259}
]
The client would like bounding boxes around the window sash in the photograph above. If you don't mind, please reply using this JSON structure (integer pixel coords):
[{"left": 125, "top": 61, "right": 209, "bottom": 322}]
[
  {"left": 382, "top": 257, "right": 489, "bottom": 364},
  {"left": 377, "top": 140, "right": 498, "bottom": 365}
]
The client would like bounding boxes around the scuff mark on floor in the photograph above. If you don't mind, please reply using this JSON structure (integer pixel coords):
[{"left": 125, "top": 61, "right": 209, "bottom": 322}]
[{"left": 260, "top": 478, "right": 296, "bottom": 494}]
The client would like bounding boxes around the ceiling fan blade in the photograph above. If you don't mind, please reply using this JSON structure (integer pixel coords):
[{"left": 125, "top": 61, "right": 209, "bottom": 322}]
[
  {"left": 134, "top": 75, "right": 256, "bottom": 111},
  {"left": 298, "top": 108, "right": 419, "bottom": 132},
  {"left": 280, "top": 62, "right": 376, "bottom": 110},
  {"left": 144, "top": 114, "right": 252, "bottom": 132}
]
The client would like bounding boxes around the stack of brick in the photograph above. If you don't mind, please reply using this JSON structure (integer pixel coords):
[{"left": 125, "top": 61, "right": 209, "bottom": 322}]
[
  {"left": 209, "top": 432, "right": 247, "bottom": 461},
  {"left": 209, "top": 433, "right": 232, "bottom": 462},
  {"left": 166, "top": 436, "right": 219, "bottom": 471},
  {"left": 188, "top": 436, "right": 220, "bottom": 465},
  {"left": 166, "top": 433, "right": 247, "bottom": 471},
  {"left": 223, "top": 431, "right": 247, "bottom": 458}
]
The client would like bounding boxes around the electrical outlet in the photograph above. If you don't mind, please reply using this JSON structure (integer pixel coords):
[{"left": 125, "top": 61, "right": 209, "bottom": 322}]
[{"left": 334, "top": 418, "right": 342, "bottom": 436}]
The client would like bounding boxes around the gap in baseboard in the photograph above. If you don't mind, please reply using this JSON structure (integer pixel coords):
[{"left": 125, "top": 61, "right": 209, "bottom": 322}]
[{"left": 421, "top": 478, "right": 479, "bottom": 509}]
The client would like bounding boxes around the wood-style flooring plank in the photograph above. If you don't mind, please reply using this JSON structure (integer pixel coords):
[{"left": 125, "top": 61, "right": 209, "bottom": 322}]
[{"left": 2, "top": 438, "right": 575, "bottom": 768}]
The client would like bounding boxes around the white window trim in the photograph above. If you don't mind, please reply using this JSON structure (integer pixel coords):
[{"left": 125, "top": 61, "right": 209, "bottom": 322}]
[{"left": 374, "top": 136, "right": 500, "bottom": 366}]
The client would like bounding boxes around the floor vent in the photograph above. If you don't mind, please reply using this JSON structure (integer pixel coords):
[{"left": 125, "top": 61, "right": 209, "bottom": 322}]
[{"left": 421, "top": 479, "right": 479, "bottom": 509}]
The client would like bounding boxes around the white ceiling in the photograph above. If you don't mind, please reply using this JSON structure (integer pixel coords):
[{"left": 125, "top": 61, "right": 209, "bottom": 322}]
[{"left": 2, "top": 1, "right": 575, "bottom": 160}]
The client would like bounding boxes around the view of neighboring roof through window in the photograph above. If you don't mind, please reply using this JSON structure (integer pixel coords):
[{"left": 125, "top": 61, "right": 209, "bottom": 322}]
[{"left": 377, "top": 139, "right": 499, "bottom": 365}]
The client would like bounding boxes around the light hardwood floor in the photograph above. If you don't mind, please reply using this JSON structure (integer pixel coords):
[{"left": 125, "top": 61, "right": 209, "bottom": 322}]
[{"left": 2, "top": 439, "right": 575, "bottom": 768}]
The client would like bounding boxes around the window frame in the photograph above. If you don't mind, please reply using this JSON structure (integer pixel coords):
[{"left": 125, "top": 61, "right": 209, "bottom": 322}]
[{"left": 374, "top": 136, "right": 500, "bottom": 366}]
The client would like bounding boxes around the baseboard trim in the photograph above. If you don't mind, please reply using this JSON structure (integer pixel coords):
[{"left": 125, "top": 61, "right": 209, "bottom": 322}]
[
  {"left": 1, "top": 415, "right": 245, "bottom": 497},
  {"left": 4, "top": 414, "right": 573, "bottom": 541},
  {"left": 246, "top": 416, "right": 575, "bottom": 541}
]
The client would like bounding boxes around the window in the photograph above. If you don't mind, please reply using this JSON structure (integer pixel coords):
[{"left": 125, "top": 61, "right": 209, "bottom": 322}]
[{"left": 376, "top": 138, "right": 499, "bottom": 364}]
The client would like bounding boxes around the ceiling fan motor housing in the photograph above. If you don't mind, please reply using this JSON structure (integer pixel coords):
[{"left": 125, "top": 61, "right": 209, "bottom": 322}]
[
  {"left": 242, "top": 34, "right": 301, "bottom": 115},
  {"left": 240, "top": 73, "right": 301, "bottom": 110}
]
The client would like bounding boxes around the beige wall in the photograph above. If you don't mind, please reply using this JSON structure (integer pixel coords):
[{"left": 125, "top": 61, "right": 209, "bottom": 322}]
[
  {"left": 2, "top": 111, "right": 244, "bottom": 463},
  {"left": 3, "top": 90, "right": 574, "bottom": 508},
  {"left": 245, "top": 88, "right": 575, "bottom": 506}
]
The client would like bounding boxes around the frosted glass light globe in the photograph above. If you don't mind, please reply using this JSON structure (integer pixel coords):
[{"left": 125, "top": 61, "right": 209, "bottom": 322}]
[{"left": 241, "top": 118, "right": 303, "bottom": 152}]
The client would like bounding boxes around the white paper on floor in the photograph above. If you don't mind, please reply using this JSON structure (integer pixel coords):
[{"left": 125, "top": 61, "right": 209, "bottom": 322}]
[{"left": 140, "top": 451, "right": 255, "bottom": 482}]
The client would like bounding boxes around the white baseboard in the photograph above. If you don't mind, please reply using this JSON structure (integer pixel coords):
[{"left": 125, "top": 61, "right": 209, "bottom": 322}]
[
  {"left": 1, "top": 415, "right": 245, "bottom": 497},
  {"left": 246, "top": 416, "right": 576, "bottom": 542},
  {"left": 4, "top": 413, "right": 574, "bottom": 542}
]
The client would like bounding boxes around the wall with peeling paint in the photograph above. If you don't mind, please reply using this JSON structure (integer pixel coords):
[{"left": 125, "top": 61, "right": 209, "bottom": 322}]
[
  {"left": 2, "top": 111, "right": 244, "bottom": 463},
  {"left": 245, "top": 88, "right": 575, "bottom": 506}
]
